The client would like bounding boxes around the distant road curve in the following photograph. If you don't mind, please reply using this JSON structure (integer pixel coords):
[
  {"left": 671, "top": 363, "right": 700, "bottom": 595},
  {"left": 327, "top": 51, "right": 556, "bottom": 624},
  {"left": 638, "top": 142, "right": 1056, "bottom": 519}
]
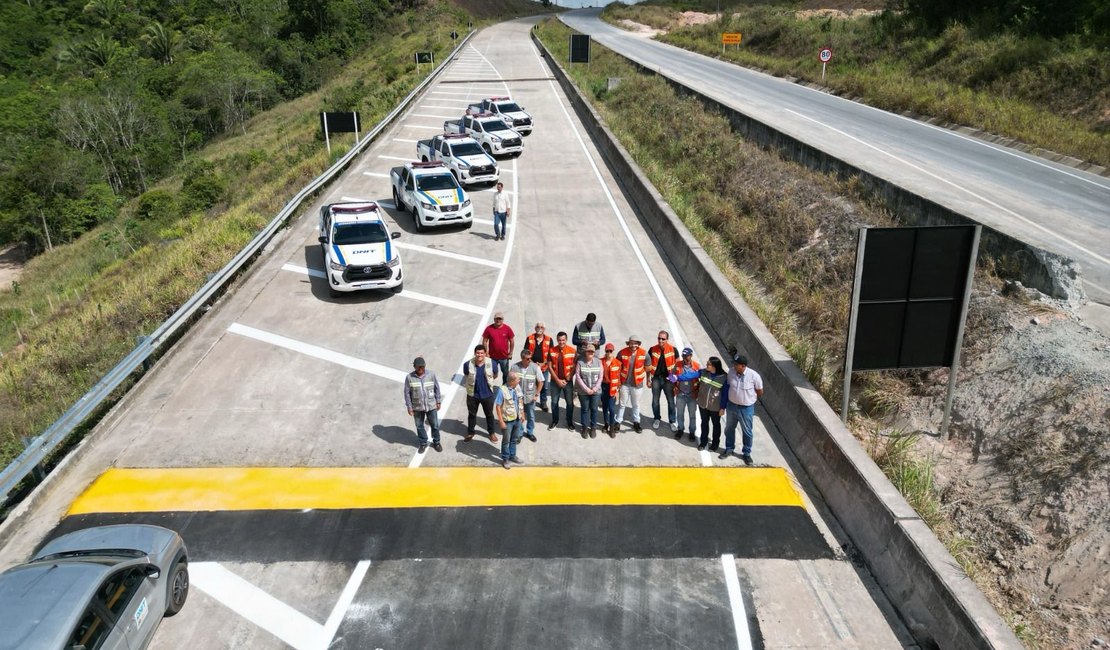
[{"left": 561, "top": 8, "right": 1110, "bottom": 305}]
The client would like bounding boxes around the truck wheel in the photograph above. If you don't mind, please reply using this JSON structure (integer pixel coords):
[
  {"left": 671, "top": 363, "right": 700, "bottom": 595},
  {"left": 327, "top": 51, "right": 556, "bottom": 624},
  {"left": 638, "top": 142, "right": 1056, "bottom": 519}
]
[
  {"left": 392, "top": 187, "right": 401, "bottom": 210},
  {"left": 412, "top": 207, "right": 424, "bottom": 233},
  {"left": 483, "top": 144, "right": 492, "bottom": 156}
]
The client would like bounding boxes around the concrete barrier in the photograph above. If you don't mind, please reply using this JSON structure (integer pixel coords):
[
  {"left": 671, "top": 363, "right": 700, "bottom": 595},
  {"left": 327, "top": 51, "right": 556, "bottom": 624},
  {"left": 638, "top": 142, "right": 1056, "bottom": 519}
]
[{"left": 533, "top": 32, "right": 1023, "bottom": 650}]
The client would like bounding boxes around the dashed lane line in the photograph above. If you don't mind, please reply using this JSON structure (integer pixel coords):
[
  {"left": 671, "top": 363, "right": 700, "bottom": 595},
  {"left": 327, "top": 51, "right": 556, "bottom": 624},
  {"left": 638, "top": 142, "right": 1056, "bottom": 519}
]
[
  {"left": 392, "top": 241, "right": 503, "bottom": 268},
  {"left": 722, "top": 554, "right": 755, "bottom": 650},
  {"left": 279, "top": 264, "right": 484, "bottom": 315},
  {"left": 227, "top": 323, "right": 407, "bottom": 383}
]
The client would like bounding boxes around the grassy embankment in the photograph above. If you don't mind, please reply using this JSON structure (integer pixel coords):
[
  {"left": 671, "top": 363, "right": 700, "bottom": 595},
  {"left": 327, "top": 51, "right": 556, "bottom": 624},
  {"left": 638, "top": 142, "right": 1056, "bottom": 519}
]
[
  {"left": 534, "top": 11, "right": 988, "bottom": 609},
  {"left": 603, "top": 2, "right": 1110, "bottom": 169},
  {"left": 0, "top": 1, "right": 539, "bottom": 472}
]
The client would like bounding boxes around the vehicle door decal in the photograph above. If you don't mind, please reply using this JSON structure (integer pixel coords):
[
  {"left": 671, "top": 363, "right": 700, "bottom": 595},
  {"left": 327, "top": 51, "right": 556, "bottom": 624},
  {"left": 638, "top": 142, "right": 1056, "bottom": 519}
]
[
  {"left": 332, "top": 245, "right": 346, "bottom": 265},
  {"left": 134, "top": 596, "right": 148, "bottom": 629}
]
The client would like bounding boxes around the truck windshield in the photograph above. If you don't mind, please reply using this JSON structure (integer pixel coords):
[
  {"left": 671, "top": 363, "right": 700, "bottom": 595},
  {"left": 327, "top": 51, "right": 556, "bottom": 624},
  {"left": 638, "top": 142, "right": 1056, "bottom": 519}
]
[
  {"left": 333, "top": 222, "right": 389, "bottom": 245},
  {"left": 497, "top": 102, "right": 522, "bottom": 113},
  {"left": 416, "top": 174, "right": 458, "bottom": 191},
  {"left": 483, "top": 120, "right": 514, "bottom": 134},
  {"left": 451, "top": 142, "right": 484, "bottom": 156}
]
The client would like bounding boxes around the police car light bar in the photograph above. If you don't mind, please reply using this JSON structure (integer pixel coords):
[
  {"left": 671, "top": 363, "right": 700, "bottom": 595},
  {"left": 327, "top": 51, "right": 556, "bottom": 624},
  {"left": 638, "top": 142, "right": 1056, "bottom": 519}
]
[
  {"left": 442, "top": 133, "right": 469, "bottom": 139},
  {"left": 331, "top": 203, "right": 379, "bottom": 213},
  {"left": 488, "top": 96, "right": 511, "bottom": 101},
  {"left": 411, "top": 160, "right": 447, "bottom": 168}
]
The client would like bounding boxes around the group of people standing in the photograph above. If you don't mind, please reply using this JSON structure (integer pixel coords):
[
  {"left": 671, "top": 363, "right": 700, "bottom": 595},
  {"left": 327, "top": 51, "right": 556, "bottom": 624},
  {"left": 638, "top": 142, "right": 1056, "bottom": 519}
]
[{"left": 404, "top": 312, "right": 765, "bottom": 469}]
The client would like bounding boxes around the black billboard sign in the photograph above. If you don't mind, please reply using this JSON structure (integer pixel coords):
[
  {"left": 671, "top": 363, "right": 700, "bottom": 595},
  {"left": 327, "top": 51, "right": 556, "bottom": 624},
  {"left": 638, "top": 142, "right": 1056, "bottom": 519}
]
[
  {"left": 849, "top": 226, "right": 978, "bottom": 371},
  {"left": 319, "top": 112, "right": 360, "bottom": 134},
  {"left": 569, "top": 34, "right": 591, "bottom": 64},
  {"left": 415, "top": 51, "right": 433, "bottom": 64}
]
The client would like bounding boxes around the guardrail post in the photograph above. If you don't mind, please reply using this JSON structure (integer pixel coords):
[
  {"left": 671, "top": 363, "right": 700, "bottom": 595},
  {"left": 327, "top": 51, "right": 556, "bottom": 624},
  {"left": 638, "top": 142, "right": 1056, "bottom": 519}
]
[{"left": 137, "top": 336, "right": 153, "bottom": 371}]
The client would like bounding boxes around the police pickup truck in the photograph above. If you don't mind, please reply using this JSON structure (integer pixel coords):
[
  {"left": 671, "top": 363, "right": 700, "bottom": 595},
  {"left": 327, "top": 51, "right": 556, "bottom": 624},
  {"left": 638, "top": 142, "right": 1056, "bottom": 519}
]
[
  {"left": 318, "top": 202, "right": 403, "bottom": 297},
  {"left": 443, "top": 111, "right": 524, "bottom": 157},
  {"left": 390, "top": 161, "right": 473, "bottom": 232},
  {"left": 416, "top": 133, "right": 499, "bottom": 186},
  {"left": 468, "top": 96, "right": 533, "bottom": 135}
]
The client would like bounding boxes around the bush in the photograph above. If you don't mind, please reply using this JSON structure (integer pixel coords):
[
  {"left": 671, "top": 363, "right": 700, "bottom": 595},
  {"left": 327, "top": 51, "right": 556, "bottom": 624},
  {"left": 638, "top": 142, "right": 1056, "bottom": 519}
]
[
  {"left": 134, "top": 188, "right": 178, "bottom": 221},
  {"left": 180, "top": 160, "right": 228, "bottom": 212}
]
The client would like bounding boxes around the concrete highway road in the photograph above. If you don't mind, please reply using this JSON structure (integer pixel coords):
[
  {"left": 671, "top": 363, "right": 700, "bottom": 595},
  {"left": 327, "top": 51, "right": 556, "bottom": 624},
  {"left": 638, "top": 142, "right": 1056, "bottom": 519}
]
[
  {"left": 562, "top": 8, "right": 1110, "bottom": 306},
  {"left": 0, "top": 20, "right": 913, "bottom": 649}
]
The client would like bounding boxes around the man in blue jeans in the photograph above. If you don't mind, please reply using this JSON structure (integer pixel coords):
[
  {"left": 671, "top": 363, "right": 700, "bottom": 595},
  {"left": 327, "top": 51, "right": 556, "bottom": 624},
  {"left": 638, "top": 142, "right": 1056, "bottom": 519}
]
[
  {"left": 495, "top": 371, "right": 525, "bottom": 469},
  {"left": 721, "top": 354, "right": 764, "bottom": 465}
]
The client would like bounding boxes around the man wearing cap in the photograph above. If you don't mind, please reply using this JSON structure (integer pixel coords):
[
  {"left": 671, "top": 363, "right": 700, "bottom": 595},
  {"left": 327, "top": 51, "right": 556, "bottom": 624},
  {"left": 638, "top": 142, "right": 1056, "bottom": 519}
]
[
  {"left": 404, "top": 356, "right": 442, "bottom": 453},
  {"left": 574, "top": 344, "right": 603, "bottom": 438},
  {"left": 616, "top": 335, "right": 648, "bottom": 433},
  {"left": 523, "top": 322, "right": 553, "bottom": 412},
  {"left": 571, "top": 312, "right": 606, "bottom": 360},
  {"left": 647, "top": 330, "right": 679, "bottom": 431},
  {"left": 600, "top": 343, "right": 621, "bottom": 436},
  {"left": 482, "top": 312, "right": 515, "bottom": 380},
  {"left": 511, "top": 348, "right": 544, "bottom": 442},
  {"left": 721, "top": 354, "right": 764, "bottom": 464},
  {"left": 495, "top": 371, "right": 525, "bottom": 469},
  {"left": 672, "top": 347, "right": 701, "bottom": 442}
]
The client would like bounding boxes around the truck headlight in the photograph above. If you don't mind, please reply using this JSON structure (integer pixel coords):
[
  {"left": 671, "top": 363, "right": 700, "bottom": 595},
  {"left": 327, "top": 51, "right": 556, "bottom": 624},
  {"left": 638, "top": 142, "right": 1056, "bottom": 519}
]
[
  {"left": 462, "top": 199, "right": 471, "bottom": 208},
  {"left": 387, "top": 257, "right": 401, "bottom": 268},
  {"left": 329, "top": 261, "right": 346, "bottom": 271},
  {"left": 420, "top": 201, "right": 435, "bottom": 210}
]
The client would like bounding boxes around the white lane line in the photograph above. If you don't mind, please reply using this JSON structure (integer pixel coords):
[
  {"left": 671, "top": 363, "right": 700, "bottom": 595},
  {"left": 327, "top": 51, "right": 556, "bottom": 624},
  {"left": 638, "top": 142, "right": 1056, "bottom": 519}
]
[
  {"left": 721, "top": 554, "right": 755, "bottom": 650},
  {"left": 430, "top": 90, "right": 488, "bottom": 96},
  {"left": 377, "top": 200, "right": 396, "bottom": 209},
  {"left": 363, "top": 171, "right": 390, "bottom": 178},
  {"left": 701, "top": 449, "right": 714, "bottom": 466},
  {"left": 421, "top": 104, "right": 470, "bottom": 109},
  {"left": 339, "top": 196, "right": 375, "bottom": 203},
  {"left": 533, "top": 45, "right": 686, "bottom": 349},
  {"left": 404, "top": 124, "right": 448, "bottom": 130},
  {"left": 392, "top": 241, "right": 502, "bottom": 268},
  {"left": 784, "top": 108, "right": 1110, "bottom": 268},
  {"left": 192, "top": 562, "right": 320, "bottom": 650},
  {"left": 320, "top": 561, "right": 371, "bottom": 649},
  {"left": 396, "top": 289, "right": 485, "bottom": 314},
  {"left": 393, "top": 138, "right": 419, "bottom": 143},
  {"left": 411, "top": 113, "right": 458, "bottom": 119},
  {"left": 228, "top": 322, "right": 407, "bottom": 382},
  {"left": 411, "top": 49, "right": 517, "bottom": 469},
  {"left": 378, "top": 154, "right": 415, "bottom": 162},
  {"left": 282, "top": 263, "right": 326, "bottom": 279}
]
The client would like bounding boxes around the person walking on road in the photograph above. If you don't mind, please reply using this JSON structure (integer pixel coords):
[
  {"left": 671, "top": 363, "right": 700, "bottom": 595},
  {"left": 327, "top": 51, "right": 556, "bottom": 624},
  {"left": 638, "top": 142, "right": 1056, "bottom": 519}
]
[
  {"left": 673, "top": 347, "right": 700, "bottom": 442},
  {"left": 492, "top": 181, "right": 510, "bottom": 241},
  {"left": 721, "top": 354, "right": 764, "bottom": 464},
  {"left": 574, "top": 344, "right": 603, "bottom": 438},
  {"left": 694, "top": 356, "right": 727, "bottom": 451},
  {"left": 600, "top": 343, "right": 621, "bottom": 437},
  {"left": 511, "top": 348, "right": 544, "bottom": 442},
  {"left": 482, "top": 312, "right": 515, "bottom": 379},
  {"left": 463, "top": 344, "right": 500, "bottom": 443},
  {"left": 547, "top": 331, "right": 577, "bottom": 430},
  {"left": 571, "top": 312, "right": 606, "bottom": 359},
  {"left": 616, "top": 335, "right": 648, "bottom": 433},
  {"left": 647, "top": 330, "right": 678, "bottom": 431},
  {"left": 523, "top": 322, "right": 553, "bottom": 413},
  {"left": 496, "top": 371, "right": 526, "bottom": 469},
  {"left": 404, "top": 357, "right": 442, "bottom": 453}
]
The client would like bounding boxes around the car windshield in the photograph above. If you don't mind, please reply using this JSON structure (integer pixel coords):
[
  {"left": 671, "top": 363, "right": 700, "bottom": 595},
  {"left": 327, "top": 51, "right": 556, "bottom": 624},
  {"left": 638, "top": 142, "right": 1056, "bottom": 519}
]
[
  {"left": 333, "top": 222, "right": 388, "bottom": 245},
  {"left": 483, "top": 120, "right": 514, "bottom": 134},
  {"left": 451, "top": 142, "right": 484, "bottom": 156},
  {"left": 497, "top": 102, "right": 522, "bottom": 113},
  {"left": 417, "top": 174, "right": 458, "bottom": 191}
]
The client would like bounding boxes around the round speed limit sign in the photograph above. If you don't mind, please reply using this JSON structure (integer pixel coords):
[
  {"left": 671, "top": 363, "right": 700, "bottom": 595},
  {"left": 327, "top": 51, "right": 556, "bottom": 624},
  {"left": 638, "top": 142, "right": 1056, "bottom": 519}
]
[{"left": 818, "top": 47, "right": 833, "bottom": 63}]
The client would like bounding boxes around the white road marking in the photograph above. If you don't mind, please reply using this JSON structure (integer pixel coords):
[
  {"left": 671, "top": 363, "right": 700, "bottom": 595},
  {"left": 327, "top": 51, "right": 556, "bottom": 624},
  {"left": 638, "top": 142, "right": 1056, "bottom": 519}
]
[
  {"left": 429, "top": 90, "right": 488, "bottom": 96},
  {"left": 282, "top": 263, "right": 326, "bottom": 279},
  {"left": 228, "top": 322, "right": 407, "bottom": 382},
  {"left": 701, "top": 449, "right": 713, "bottom": 466},
  {"left": 392, "top": 241, "right": 502, "bottom": 268},
  {"left": 377, "top": 200, "right": 396, "bottom": 209},
  {"left": 534, "top": 45, "right": 687, "bottom": 349},
  {"left": 404, "top": 124, "right": 449, "bottom": 130},
  {"left": 321, "top": 561, "right": 372, "bottom": 647},
  {"left": 421, "top": 104, "right": 470, "bottom": 109},
  {"left": 378, "top": 154, "right": 415, "bottom": 162},
  {"left": 393, "top": 138, "right": 419, "bottom": 143},
  {"left": 191, "top": 562, "right": 322, "bottom": 650},
  {"left": 363, "top": 171, "right": 390, "bottom": 178},
  {"left": 395, "top": 289, "right": 485, "bottom": 314},
  {"left": 784, "top": 108, "right": 1110, "bottom": 268},
  {"left": 339, "top": 196, "right": 375, "bottom": 203},
  {"left": 411, "top": 113, "right": 458, "bottom": 119},
  {"left": 721, "top": 554, "right": 755, "bottom": 650},
  {"left": 410, "top": 59, "right": 516, "bottom": 469}
]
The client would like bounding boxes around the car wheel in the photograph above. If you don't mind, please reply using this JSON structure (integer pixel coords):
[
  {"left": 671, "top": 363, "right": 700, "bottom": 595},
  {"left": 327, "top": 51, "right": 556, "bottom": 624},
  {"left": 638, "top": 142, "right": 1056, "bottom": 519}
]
[
  {"left": 165, "top": 559, "right": 189, "bottom": 616},
  {"left": 392, "top": 187, "right": 401, "bottom": 210},
  {"left": 413, "top": 207, "right": 424, "bottom": 233},
  {"left": 483, "top": 144, "right": 492, "bottom": 156}
]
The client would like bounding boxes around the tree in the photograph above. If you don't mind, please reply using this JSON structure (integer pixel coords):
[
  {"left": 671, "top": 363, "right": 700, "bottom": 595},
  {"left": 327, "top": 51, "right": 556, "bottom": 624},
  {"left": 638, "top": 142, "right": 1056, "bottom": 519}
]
[
  {"left": 177, "top": 45, "right": 279, "bottom": 135},
  {"left": 141, "top": 21, "right": 184, "bottom": 65}
]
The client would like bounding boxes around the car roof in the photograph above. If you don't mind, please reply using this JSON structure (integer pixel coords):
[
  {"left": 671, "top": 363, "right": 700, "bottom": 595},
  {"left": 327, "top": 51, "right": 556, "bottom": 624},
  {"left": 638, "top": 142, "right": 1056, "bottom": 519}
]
[
  {"left": 0, "top": 562, "right": 110, "bottom": 650},
  {"left": 328, "top": 202, "right": 383, "bottom": 225},
  {"left": 35, "top": 523, "right": 175, "bottom": 560}
]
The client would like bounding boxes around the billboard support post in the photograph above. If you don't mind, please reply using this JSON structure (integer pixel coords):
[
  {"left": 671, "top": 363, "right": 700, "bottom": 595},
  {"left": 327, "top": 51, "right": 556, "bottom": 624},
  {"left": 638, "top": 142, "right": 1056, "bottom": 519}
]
[
  {"left": 941, "top": 226, "right": 981, "bottom": 438},
  {"left": 322, "top": 112, "right": 331, "bottom": 155},
  {"left": 842, "top": 228, "right": 867, "bottom": 424}
]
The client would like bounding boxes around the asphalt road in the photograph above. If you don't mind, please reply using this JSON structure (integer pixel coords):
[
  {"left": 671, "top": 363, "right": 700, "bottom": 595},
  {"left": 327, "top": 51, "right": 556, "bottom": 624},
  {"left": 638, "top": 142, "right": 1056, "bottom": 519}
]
[
  {"left": 562, "top": 8, "right": 1110, "bottom": 306},
  {"left": 0, "top": 19, "right": 913, "bottom": 650}
]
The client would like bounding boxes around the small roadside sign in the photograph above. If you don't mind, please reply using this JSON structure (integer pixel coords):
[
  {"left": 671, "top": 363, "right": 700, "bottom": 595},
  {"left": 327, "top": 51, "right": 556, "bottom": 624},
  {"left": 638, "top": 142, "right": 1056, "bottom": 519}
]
[
  {"left": 818, "top": 47, "right": 833, "bottom": 63},
  {"left": 722, "top": 32, "right": 742, "bottom": 52},
  {"left": 450, "top": 31, "right": 459, "bottom": 41}
]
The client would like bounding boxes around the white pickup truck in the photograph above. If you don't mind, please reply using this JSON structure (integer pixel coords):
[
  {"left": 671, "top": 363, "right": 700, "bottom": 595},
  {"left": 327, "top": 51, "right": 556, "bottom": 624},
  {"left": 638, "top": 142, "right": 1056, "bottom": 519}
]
[
  {"left": 390, "top": 161, "right": 473, "bottom": 232},
  {"left": 416, "top": 133, "right": 499, "bottom": 186},
  {"left": 468, "top": 96, "right": 533, "bottom": 135},
  {"left": 443, "top": 111, "right": 524, "bottom": 157},
  {"left": 318, "top": 202, "right": 403, "bottom": 297}
]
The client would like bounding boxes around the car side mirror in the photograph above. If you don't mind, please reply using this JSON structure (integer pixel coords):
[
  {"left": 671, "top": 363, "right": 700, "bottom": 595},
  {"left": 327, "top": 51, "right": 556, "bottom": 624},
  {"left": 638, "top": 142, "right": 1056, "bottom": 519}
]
[
  {"left": 143, "top": 565, "right": 161, "bottom": 580},
  {"left": 318, "top": 236, "right": 327, "bottom": 244},
  {"left": 391, "top": 232, "right": 401, "bottom": 239}
]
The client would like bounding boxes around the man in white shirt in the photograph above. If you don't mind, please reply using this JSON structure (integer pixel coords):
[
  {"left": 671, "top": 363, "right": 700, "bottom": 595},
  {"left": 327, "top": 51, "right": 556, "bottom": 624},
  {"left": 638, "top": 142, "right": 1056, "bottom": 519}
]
[
  {"left": 721, "top": 354, "right": 764, "bottom": 465},
  {"left": 492, "top": 182, "right": 511, "bottom": 241}
]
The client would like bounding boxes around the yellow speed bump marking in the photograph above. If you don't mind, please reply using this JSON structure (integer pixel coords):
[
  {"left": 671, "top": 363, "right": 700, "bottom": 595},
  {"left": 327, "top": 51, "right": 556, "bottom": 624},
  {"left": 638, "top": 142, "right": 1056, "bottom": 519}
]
[{"left": 68, "top": 467, "right": 805, "bottom": 515}]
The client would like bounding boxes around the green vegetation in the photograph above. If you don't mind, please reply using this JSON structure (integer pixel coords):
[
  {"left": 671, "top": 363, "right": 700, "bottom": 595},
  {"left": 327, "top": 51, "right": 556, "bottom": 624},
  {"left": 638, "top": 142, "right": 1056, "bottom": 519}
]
[
  {"left": 0, "top": 1, "right": 550, "bottom": 470},
  {"left": 602, "top": 2, "right": 1110, "bottom": 167},
  {"left": 535, "top": 12, "right": 993, "bottom": 628}
]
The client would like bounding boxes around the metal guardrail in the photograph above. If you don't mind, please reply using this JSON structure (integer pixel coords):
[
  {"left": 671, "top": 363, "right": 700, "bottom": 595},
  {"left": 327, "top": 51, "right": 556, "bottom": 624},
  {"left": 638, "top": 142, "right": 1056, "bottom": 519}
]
[{"left": 0, "top": 32, "right": 476, "bottom": 503}]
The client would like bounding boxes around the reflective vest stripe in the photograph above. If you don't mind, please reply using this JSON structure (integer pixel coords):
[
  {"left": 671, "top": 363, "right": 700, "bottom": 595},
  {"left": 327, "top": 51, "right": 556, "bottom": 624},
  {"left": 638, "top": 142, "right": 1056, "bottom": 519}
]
[
  {"left": 464, "top": 360, "right": 495, "bottom": 396},
  {"left": 526, "top": 334, "right": 552, "bottom": 369},
  {"left": 618, "top": 348, "right": 647, "bottom": 385},
  {"left": 648, "top": 345, "right": 677, "bottom": 373},
  {"left": 499, "top": 386, "right": 520, "bottom": 420},
  {"left": 548, "top": 345, "right": 576, "bottom": 379}
]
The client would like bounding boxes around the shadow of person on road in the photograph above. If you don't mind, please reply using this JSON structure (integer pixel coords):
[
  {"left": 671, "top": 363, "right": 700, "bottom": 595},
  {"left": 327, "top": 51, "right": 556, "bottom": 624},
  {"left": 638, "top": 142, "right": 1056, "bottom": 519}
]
[{"left": 371, "top": 424, "right": 418, "bottom": 449}]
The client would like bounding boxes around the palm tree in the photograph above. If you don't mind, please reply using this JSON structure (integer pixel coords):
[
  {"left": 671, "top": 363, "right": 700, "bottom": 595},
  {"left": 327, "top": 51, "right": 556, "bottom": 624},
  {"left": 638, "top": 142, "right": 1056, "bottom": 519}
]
[{"left": 141, "top": 21, "right": 183, "bottom": 65}]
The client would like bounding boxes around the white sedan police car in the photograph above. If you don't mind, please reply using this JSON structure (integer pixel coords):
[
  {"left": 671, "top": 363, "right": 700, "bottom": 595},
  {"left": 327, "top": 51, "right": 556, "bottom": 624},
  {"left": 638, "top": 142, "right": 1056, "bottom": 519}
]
[{"left": 318, "top": 202, "right": 403, "bottom": 297}]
